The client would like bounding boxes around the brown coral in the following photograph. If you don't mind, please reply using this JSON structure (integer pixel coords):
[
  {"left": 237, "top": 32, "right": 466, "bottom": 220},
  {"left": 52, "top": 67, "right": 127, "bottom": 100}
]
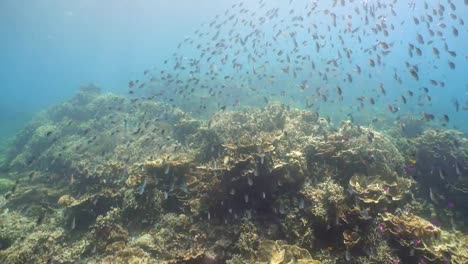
[
  {"left": 254, "top": 240, "right": 321, "bottom": 264},
  {"left": 349, "top": 173, "right": 412, "bottom": 205}
]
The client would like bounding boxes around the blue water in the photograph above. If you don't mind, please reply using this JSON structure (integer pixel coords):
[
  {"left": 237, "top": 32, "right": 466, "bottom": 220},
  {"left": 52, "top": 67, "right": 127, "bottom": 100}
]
[
  {"left": 0, "top": 0, "right": 467, "bottom": 139},
  {"left": 0, "top": 0, "right": 241, "bottom": 137}
]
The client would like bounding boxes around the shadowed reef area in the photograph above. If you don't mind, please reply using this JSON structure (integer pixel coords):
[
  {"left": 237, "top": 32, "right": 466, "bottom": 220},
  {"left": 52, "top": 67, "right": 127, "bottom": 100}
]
[{"left": 0, "top": 86, "right": 467, "bottom": 263}]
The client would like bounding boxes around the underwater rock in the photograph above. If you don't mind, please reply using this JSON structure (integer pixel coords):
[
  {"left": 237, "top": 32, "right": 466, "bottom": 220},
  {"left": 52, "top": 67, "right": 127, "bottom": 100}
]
[{"left": 73, "top": 84, "right": 102, "bottom": 105}]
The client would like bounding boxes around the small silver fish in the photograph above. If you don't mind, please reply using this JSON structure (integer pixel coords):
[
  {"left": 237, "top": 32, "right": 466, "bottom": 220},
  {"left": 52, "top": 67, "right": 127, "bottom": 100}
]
[
  {"left": 247, "top": 177, "right": 253, "bottom": 186},
  {"left": 71, "top": 216, "right": 76, "bottom": 230},
  {"left": 455, "top": 161, "right": 462, "bottom": 176},
  {"left": 360, "top": 209, "right": 369, "bottom": 219},
  {"left": 345, "top": 250, "right": 352, "bottom": 261},
  {"left": 137, "top": 178, "right": 147, "bottom": 195},
  {"left": 429, "top": 188, "right": 438, "bottom": 204},
  {"left": 438, "top": 168, "right": 446, "bottom": 180},
  {"left": 245, "top": 210, "right": 252, "bottom": 219}
]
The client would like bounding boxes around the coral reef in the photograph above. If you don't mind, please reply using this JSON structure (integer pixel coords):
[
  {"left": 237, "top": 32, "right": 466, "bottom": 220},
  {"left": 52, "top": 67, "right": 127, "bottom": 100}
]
[
  {"left": 0, "top": 178, "right": 15, "bottom": 194},
  {"left": 381, "top": 212, "right": 468, "bottom": 263},
  {"left": 0, "top": 88, "right": 466, "bottom": 263},
  {"left": 349, "top": 173, "right": 412, "bottom": 206},
  {"left": 301, "top": 178, "right": 346, "bottom": 223},
  {"left": 253, "top": 240, "right": 321, "bottom": 264}
]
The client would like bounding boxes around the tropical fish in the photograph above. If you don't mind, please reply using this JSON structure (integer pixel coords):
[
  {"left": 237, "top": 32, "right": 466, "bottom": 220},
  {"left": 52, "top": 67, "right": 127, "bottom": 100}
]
[{"left": 137, "top": 177, "right": 147, "bottom": 195}]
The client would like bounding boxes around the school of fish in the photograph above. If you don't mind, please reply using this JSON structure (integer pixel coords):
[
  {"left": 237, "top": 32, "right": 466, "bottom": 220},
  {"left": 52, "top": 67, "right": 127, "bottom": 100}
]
[{"left": 125, "top": 0, "right": 466, "bottom": 131}]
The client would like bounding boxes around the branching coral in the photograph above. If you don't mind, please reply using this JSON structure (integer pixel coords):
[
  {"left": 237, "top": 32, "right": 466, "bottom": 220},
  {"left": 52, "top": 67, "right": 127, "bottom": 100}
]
[
  {"left": 280, "top": 211, "right": 315, "bottom": 249},
  {"left": 236, "top": 221, "right": 259, "bottom": 255},
  {"left": 301, "top": 178, "right": 346, "bottom": 222}
]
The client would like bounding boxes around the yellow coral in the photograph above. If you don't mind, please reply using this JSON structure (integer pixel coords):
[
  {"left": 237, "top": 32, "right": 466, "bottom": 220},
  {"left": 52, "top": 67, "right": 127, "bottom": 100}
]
[
  {"left": 382, "top": 212, "right": 468, "bottom": 263},
  {"left": 381, "top": 212, "right": 440, "bottom": 244},
  {"left": 343, "top": 230, "right": 361, "bottom": 249},
  {"left": 349, "top": 173, "right": 412, "bottom": 204},
  {"left": 255, "top": 240, "right": 321, "bottom": 264},
  {"left": 57, "top": 194, "right": 76, "bottom": 207}
]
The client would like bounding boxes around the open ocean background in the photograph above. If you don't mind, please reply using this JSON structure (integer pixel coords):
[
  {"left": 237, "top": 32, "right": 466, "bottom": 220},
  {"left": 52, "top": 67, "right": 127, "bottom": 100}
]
[
  {"left": 0, "top": 0, "right": 466, "bottom": 140},
  {"left": 0, "top": 0, "right": 228, "bottom": 138}
]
